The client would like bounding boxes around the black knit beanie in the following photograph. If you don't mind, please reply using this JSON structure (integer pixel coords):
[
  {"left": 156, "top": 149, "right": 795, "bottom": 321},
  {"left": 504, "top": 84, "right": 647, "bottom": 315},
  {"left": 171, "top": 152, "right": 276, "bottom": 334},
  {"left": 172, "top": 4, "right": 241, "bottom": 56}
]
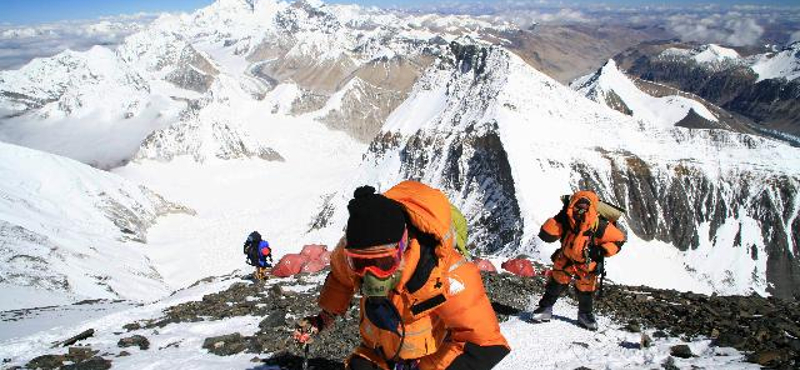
[{"left": 346, "top": 185, "right": 406, "bottom": 249}]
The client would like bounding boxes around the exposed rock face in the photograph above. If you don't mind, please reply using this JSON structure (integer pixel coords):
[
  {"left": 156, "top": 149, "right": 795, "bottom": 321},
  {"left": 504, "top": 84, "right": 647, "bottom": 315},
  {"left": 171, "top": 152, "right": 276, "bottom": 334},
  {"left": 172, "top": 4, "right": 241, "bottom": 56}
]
[
  {"left": 97, "top": 185, "right": 195, "bottom": 244},
  {"left": 317, "top": 77, "right": 408, "bottom": 142},
  {"left": 163, "top": 45, "right": 219, "bottom": 93},
  {"left": 342, "top": 42, "right": 523, "bottom": 254}
]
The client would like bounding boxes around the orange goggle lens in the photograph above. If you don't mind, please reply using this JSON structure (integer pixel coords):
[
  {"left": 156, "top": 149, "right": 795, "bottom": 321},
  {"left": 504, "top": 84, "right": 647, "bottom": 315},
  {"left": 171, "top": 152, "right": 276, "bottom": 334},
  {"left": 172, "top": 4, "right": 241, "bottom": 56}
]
[
  {"left": 344, "top": 230, "right": 407, "bottom": 278},
  {"left": 344, "top": 247, "right": 401, "bottom": 278}
]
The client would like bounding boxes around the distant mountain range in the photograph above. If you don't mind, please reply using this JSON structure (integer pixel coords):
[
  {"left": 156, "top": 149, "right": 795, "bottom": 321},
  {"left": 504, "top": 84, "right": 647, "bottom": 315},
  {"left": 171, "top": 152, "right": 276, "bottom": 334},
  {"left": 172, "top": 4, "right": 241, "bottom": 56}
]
[{"left": 0, "top": 0, "right": 799, "bottom": 307}]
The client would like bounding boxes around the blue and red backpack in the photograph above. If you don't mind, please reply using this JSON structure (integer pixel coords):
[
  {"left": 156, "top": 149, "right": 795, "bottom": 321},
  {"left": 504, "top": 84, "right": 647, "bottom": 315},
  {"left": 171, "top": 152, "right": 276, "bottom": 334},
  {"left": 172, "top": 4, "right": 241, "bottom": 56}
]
[{"left": 244, "top": 231, "right": 272, "bottom": 267}]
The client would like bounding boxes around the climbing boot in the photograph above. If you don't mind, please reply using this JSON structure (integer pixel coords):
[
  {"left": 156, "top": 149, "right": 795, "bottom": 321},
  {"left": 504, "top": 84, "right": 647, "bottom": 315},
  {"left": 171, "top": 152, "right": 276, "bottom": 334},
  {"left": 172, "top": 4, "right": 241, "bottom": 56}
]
[
  {"left": 530, "top": 305, "right": 553, "bottom": 322},
  {"left": 577, "top": 312, "right": 598, "bottom": 331},
  {"left": 577, "top": 290, "right": 598, "bottom": 331},
  {"left": 530, "top": 279, "right": 567, "bottom": 322}
]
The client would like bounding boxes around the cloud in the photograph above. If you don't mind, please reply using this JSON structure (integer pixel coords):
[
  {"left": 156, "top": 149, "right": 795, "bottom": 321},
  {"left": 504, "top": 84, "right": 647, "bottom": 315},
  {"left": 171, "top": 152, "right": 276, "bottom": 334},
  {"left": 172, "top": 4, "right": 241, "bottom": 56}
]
[
  {"left": 667, "top": 12, "right": 764, "bottom": 46},
  {"left": 396, "top": 1, "right": 799, "bottom": 46},
  {"left": 0, "top": 14, "right": 160, "bottom": 70},
  {"left": 791, "top": 30, "right": 800, "bottom": 44}
]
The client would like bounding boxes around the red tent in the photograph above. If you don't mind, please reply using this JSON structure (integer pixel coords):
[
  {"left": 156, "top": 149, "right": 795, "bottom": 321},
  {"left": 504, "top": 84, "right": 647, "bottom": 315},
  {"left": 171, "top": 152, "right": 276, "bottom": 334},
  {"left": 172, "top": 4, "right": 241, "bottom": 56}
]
[
  {"left": 501, "top": 258, "right": 536, "bottom": 277},
  {"left": 473, "top": 258, "right": 497, "bottom": 273},
  {"left": 301, "top": 259, "right": 328, "bottom": 274},
  {"left": 272, "top": 253, "right": 308, "bottom": 277},
  {"left": 300, "top": 244, "right": 327, "bottom": 261},
  {"left": 319, "top": 250, "right": 332, "bottom": 265}
]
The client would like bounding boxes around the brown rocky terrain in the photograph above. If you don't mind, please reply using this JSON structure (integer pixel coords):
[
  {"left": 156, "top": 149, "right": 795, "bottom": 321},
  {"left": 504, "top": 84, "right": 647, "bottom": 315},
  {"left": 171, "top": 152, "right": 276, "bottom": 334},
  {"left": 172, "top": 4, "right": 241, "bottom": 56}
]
[{"left": 15, "top": 270, "right": 797, "bottom": 369}]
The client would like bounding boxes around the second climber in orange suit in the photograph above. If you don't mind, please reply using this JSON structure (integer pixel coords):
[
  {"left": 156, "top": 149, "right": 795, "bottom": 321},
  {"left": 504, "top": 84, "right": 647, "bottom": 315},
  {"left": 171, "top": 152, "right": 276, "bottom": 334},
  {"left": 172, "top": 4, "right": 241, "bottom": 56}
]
[
  {"left": 531, "top": 190, "right": 626, "bottom": 330},
  {"left": 293, "top": 181, "right": 509, "bottom": 370}
]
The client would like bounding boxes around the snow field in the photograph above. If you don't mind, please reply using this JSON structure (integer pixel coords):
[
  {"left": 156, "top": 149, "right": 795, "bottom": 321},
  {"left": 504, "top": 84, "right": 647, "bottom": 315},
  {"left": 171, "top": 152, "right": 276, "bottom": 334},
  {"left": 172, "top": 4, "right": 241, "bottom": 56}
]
[{"left": 114, "top": 102, "right": 365, "bottom": 289}]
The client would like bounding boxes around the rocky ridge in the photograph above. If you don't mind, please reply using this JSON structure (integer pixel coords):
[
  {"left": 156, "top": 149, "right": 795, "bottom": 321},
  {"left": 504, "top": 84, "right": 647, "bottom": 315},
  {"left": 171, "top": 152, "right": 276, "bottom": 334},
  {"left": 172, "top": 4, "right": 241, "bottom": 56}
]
[{"left": 14, "top": 269, "right": 797, "bottom": 369}]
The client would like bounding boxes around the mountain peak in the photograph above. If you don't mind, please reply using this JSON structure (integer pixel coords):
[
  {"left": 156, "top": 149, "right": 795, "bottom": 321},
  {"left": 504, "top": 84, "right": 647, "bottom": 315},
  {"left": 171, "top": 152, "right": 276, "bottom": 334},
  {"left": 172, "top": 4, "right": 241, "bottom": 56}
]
[
  {"left": 212, "top": 0, "right": 256, "bottom": 11},
  {"left": 693, "top": 44, "right": 741, "bottom": 63}
]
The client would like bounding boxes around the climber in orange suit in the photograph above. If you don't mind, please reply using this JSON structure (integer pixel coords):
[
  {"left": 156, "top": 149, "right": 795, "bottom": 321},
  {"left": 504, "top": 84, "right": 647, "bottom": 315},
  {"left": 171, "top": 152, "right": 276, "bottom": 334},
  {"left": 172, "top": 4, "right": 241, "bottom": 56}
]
[
  {"left": 531, "top": 190, "right": 626, "bottom": 331},
  {"left": 293, "top": 180, "right": 509, "bottom": 370}
]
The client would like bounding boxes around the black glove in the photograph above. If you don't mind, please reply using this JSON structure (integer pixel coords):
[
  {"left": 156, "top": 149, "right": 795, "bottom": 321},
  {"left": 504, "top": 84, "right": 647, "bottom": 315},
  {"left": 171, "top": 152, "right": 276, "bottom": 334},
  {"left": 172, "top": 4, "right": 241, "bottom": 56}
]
[{"left": 588, "top": 245, "right": 605, "bottom": 262}]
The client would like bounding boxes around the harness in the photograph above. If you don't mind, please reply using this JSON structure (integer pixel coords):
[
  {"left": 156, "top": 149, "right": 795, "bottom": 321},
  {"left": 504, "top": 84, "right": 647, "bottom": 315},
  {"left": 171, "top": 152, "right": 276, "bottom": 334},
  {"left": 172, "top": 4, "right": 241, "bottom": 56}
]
[{"left": 552, "top": 217, "right": 609, "bottom": 294}]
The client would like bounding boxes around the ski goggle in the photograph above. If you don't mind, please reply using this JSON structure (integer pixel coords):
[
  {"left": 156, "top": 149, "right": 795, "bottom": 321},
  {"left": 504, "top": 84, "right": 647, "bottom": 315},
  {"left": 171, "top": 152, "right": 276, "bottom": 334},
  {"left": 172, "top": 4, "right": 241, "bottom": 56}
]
[{"left": 344, "top": 230, "right": 408, "bottom": 279}]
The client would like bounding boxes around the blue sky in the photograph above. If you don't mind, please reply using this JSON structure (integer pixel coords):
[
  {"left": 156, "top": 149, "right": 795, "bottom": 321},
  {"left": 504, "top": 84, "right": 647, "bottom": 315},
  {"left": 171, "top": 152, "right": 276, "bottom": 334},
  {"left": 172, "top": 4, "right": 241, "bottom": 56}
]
[{"left": 1, "top": 0, "right": 798, "bottom": 25}]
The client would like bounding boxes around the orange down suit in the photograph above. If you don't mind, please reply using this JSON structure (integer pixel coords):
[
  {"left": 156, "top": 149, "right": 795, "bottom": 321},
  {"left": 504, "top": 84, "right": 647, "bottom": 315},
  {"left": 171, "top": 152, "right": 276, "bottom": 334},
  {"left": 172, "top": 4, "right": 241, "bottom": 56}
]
[
  {"left": 318, "top": 181, "right": 509, "bottom": 370},
  {"left": 539, "top": 191, "right": 626, "bottom": 292}
]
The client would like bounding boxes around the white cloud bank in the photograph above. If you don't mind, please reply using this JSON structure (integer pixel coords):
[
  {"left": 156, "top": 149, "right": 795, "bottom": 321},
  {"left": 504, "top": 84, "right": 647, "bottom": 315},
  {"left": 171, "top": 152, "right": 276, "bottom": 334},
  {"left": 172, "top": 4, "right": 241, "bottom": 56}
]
[
  {"left": 0, "top": 13, "right": 160, "bottom": 70},
  {"left": 667, "top": 12, "right": 765, "bottom": 46},
  {"left": 790, "top": 30, "right": 800, "bottom": 44}
]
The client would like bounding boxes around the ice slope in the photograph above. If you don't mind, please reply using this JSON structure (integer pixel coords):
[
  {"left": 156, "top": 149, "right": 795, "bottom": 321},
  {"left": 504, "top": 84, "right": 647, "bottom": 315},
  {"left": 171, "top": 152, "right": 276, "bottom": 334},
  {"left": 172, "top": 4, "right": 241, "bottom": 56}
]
[
  {"left": 0, "top": 142, "right": 188, "bottom": 311},
  {"left": 572, "top": 59, "right": 718, "bottom": 128},
  {"left": 0, "top": 273, "right": 758, "bottom": 370}
]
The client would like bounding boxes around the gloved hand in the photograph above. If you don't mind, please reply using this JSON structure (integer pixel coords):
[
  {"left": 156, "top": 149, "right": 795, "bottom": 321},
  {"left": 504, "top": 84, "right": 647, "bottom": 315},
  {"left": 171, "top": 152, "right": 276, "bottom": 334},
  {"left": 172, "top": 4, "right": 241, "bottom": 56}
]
[
  {"left": 292, "top": 311, "right": 334, "bottom": 344},
  {"left": 588, "top": 245, "right": 605, "bottom": 262}
]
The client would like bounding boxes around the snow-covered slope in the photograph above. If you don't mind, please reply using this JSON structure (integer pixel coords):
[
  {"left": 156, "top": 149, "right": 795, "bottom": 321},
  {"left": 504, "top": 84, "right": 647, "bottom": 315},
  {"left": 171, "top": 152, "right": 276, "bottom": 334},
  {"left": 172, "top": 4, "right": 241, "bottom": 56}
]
[
  {"left": 572, "top": 59, "right": 718, "bottom": 128},
  {"left": 0, "top": 142, "right": 194, "bottom": 310},
  {"left": 752, "top": 42, "right": 800, "bottom": 82},
  {"left": 0, "top": 0, "right": 515, "bottom": 168},
  {"left": 661, "top": 44, "right": 741, "bottom": 65},
  {"left": 0, "top": 46, "right": 182, "bottom": 168},
  {"left": 311, "top": 41, "right": 800, "bottom": 298},
  {"left": 659, "top": 42, "right": 800, "bottom": 82}
]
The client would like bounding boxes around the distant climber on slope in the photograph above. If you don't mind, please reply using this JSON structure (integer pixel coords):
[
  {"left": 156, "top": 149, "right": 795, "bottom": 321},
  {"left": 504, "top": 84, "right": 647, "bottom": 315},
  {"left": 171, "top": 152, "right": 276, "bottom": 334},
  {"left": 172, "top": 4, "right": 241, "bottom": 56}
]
[
  {"left": 530, "top": 190, "right": 626, "bottom": 331},
  {"left": 243, "top": 231, "right": 273, "bottom": 281},
  {"left": 293, "top": 181, "right": 509, "bottom": 370}
]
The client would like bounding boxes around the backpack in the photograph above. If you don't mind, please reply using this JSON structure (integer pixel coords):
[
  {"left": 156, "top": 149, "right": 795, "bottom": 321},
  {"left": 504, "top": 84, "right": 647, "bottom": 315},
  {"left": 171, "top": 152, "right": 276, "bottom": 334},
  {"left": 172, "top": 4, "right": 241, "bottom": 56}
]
[
  {"left": 559, "top": 194, "right": 626, "bottom": 224},
  {"left": 449, "top": 203, "right": 471, "bottom": 259},
  {"left": 244, "top": 231, "right": 262, "bottom": 267}
]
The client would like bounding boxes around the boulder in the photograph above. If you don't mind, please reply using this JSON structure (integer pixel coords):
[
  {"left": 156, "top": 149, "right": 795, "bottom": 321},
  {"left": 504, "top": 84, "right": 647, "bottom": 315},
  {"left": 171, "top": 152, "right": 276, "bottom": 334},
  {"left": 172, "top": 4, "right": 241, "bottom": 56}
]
[
  {"left": 203, "top": 333, "right": 247, "bottom": 356},
  {"left": 259, "top": 310, "right": 287, "bottom": 329},
  {"left": 26, "top": 355, "right": 64, "bottom": 370},
  {"left": 117, "top": 335, "right": 150, "bottom": 350},
  {"left": 60, "top": 356, "right": 112, "bottom": 370},
  {"left": 670, "top": 344, "right": 693, "bottom": 358}
]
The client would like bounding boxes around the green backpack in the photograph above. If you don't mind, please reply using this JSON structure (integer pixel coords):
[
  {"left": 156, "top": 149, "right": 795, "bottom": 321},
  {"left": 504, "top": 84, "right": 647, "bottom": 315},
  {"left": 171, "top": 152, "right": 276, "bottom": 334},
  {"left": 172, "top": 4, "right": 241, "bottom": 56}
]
[{"left": 450, "top": 204, "right": 471, "bottom": 259}]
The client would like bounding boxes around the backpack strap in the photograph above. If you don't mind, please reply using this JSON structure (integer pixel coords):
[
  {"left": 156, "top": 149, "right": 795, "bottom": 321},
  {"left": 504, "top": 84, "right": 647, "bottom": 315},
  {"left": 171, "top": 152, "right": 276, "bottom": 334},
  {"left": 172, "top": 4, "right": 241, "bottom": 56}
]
[{"left": 405, "top": 225, "right": 439, "bottom": 294}]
